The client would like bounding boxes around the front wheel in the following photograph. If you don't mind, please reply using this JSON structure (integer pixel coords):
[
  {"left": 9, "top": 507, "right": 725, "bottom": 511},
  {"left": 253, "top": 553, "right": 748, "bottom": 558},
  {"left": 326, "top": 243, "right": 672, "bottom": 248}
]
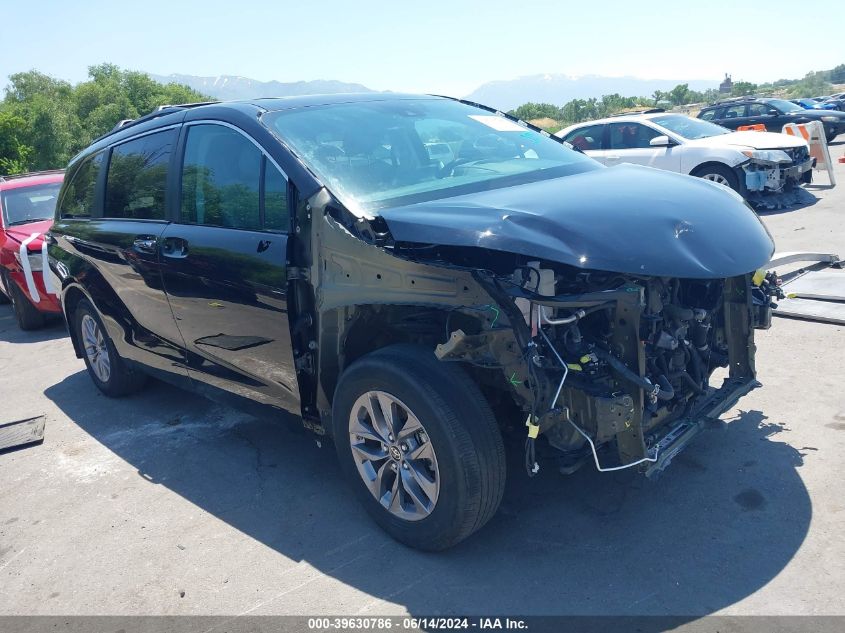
[
  {"left": 74, "top": 299, "right": 147, "bottom": 397},
  {"left": 332, "top": 344, "right": 506, "bottom": 551},
  {"left": 7, "top": 276, "right": 45, "bottom": 330},
  {"left": 692, "top": 164, "right": 740, "bottom": 192}
]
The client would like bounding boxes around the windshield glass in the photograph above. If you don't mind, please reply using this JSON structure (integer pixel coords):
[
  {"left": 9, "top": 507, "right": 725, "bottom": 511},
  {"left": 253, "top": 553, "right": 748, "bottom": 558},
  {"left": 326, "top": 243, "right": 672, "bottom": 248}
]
[
  {"left": 261, "top": 98, "right": 597, "bottom": 212},
  {"left": 767, "top": 99, "right": 804, "bottom": 113},
  {"left": 650, "top": 114, "right": 731, "bottom": 139},
  {"left": 1, "top": 182, "right": 62, "bottom": 226}
]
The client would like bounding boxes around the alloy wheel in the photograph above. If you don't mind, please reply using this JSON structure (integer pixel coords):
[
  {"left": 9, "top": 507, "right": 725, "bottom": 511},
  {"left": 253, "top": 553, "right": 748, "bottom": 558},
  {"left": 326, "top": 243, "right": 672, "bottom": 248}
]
[
  {"left": 81, "top": 314, "right": 111, "bottom": 383},
  {"left": 348, "top": 390, "right": 440, "bottom": 521},
  {"left": 702, "top": 173, "right": 731, "bottom": 187}
]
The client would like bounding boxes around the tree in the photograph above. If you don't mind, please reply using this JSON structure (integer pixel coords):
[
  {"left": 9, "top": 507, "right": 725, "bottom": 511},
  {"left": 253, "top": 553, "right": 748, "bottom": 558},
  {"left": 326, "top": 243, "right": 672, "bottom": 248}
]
[
  {"left": 731, "top": 81, "right": 757, "bottom": 96},
  {"left": 668, "top": 84, "right": 690, "bottom": 106},
  {"left": 0, "top": 110, "right": 33, "bottom": 173},
  {"left": 0, "top": 64, "right": 210, "bottom": 174}
]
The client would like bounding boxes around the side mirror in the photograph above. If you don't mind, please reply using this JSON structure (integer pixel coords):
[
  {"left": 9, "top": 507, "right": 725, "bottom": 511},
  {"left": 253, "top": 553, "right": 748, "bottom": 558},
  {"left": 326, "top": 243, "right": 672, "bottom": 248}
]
[{"left": 649, "top": 135, "right": 675, "bottom": 147}]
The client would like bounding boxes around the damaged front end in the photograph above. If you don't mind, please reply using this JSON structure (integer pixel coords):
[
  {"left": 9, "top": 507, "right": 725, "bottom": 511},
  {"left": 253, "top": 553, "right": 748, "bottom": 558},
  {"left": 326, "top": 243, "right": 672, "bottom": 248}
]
[
  {"left": 741, "top": 146, "right": 813, "bottom": 196},
  {"left": 294, "top": 175, "right": 779, "bottom": 480},
  {"left": 441, "top": 263, "right": 776, "bottom": 477}
]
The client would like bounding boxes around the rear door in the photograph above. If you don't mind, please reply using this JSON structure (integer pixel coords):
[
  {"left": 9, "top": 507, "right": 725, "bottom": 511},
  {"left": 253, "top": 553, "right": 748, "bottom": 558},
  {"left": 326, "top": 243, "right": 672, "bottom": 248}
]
[
  {"left": 560, "top": 124, "right": 607, "bottom": 162},
  {"left": 159, "top": 121, "right": 299, "bottom": 411},
  {"left": 717, "top": 103, "right": 748, "bottom": 130},
  {"left": 54, "top": 128, "right": 189, "bottom": 380},
  {"left": 604, "top": 122, "right": 681, "bottom": 172}
]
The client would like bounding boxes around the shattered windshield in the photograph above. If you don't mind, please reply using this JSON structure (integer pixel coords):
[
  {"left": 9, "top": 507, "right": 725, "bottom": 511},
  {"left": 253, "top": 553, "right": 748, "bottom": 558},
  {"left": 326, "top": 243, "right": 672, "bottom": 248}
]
[
  {"left": 261, "top": 98, "right": 597, "bottom": 213},
  {"left": 651, "top": 114, "right": 731, "bottom": 140}
]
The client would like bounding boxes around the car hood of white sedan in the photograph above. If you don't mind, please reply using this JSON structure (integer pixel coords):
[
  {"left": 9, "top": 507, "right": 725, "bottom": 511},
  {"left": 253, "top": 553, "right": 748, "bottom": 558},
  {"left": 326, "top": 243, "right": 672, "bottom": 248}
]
[{"left": 685, "top": 130, "right": 807, "bottom": 151}]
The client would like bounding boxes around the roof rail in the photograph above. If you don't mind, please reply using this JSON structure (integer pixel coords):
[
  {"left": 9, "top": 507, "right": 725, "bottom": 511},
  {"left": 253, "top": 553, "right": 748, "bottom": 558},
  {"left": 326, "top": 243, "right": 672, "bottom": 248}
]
[
  {"left": 0, "top": 168, "right": 65, "bottom": 183},
  {"left": 608, "top": 107, "right": 665, "bottom": 117},
  {"left": 99, "top": 101, "right": 219, "bottom": 141},
  {"left": 712, "top": 96, "right": 758, "bottom": 105}
]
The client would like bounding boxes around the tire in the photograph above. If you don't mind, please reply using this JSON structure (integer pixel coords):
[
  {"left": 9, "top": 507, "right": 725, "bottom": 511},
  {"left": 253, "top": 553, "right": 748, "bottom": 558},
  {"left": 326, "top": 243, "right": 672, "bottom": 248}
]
[
  {"left": 0, "top": 277, "right": 10, "bottom": 304},
  {"left": 332, "top": 344, "right": 506, "bottom": 551},
  {"left": 74, "top": 299, "right": 147, "bottom": 397},
  {"left": 824, "top": 127, "right": 836, "bottom": 143},
  {"left": 7, "top": 276, "right": 45, "bottom": 330},
  {"left": 692, "top": 164, "right": 740, "bottom": 192}
]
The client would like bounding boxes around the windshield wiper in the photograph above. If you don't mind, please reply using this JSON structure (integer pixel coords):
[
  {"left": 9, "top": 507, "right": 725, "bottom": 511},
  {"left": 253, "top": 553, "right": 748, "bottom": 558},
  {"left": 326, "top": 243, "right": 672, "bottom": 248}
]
[{"left": 6, "top": 218, "right": 51, "bottom": 226}]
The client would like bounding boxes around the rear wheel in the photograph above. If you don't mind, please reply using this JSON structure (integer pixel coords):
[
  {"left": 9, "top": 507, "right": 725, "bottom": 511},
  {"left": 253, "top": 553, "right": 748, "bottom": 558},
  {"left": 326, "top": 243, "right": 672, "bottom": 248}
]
[
  {"left": 332, "top": 344, "right": 506, "bottom": 551},
  {"left": 693, "top": 164, "right": 740, "bottom": 192},
  {"left": 7, "top": 276, "right": 45, "bottom": 330},
  {"left": 74, "top": 299, "right": 147, "bottom": 397}
]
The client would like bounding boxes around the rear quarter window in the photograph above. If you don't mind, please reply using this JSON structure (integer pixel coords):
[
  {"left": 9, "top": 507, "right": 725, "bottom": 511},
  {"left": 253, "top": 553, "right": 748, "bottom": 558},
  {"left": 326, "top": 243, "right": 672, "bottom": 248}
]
[
  {"left": 698, "top": 109, "right": 717, "bottom": 121},
  {"left": 104, "top": 129, "right": 176, "bottom": 220},
  {"left": 59, "top": 152, "right": 104, "bottom": 218}
]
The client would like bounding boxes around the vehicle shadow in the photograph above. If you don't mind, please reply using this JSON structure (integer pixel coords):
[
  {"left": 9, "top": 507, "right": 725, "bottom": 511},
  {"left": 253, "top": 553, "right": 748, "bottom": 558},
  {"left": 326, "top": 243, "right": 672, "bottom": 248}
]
[
  {"left": 0, "top": 305, "right": 67, "bottom": 344},
  {"left": 44, "top": 372, "right": 811, "bottom": 622}
]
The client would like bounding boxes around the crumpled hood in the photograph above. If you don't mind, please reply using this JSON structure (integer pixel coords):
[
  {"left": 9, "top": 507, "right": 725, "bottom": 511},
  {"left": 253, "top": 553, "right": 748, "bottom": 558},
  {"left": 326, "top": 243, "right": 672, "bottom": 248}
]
[
  {"left": 687, "top": 131, "right": 806, "bottom": 151},
  {"left": 379, "top": 164, "right": 774, "bottom": 279},
  {"left": 3, "top": 220, "right": 53, "bottom": 250}
]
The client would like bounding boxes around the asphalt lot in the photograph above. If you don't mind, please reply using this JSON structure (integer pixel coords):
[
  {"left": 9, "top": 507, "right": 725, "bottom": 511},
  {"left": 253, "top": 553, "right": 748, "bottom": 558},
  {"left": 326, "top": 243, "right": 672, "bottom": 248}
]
[{"left": 1, "top": 143, "right": 844, "bottom": 620}]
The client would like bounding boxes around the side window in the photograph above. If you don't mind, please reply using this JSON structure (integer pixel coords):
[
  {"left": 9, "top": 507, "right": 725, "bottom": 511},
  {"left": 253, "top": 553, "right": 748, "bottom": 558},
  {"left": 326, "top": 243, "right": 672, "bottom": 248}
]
[
  {"left": 608, "top": 123, "right": 660, "bottom": 150},
  {"left": 59, "top": 152, "right": 104, "bottom": 218},
  {"left": 723, "top": 105, "right": 746, "bottom": 119},
  {"left": 747, "top": 103, "right": 771, "bottom": 116},
  {"left": 562, "top": 124, "right": 604, "bottom": 151},
  {"left": 181, "top": 125, "right": 261, "bottom": 230},
  {"left": 104, "top": 130, "right": 174, "bottom": 220},
  {"left": 263, "top": 162, "right": 289, "bottom": 232},
  {"left": 699, "top": 109, "right": 716, "bottom": 121}
]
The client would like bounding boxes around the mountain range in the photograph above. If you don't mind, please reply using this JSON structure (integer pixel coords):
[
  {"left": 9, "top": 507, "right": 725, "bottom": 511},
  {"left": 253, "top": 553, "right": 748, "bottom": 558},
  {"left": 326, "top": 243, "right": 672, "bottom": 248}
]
[
  {"left": 148, "top": 74, "right": 373, "bottom": 101},
  {"left": 150, "top": 72, "right": 719, "bottom": 110}
]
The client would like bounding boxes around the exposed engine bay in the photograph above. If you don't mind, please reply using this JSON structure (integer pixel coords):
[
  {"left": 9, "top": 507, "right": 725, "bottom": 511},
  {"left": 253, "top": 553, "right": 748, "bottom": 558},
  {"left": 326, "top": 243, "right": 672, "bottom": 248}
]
[
  {"left": 426, "top": 257, "right": 781, "bottom": 477},
  {"left": 743, "top": 145, "right": 813, "bottom": 194}
]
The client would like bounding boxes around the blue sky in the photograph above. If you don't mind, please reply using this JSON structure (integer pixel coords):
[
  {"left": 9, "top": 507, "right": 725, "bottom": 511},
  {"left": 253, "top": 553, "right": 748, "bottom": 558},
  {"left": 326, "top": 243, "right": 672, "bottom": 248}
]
[{"left": 2, "top": 0, "right": 843, "bottom": 96}]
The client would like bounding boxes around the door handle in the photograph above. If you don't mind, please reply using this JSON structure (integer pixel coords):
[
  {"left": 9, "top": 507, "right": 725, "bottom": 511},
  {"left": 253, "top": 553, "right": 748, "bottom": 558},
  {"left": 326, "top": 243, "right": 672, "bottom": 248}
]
[
  {"left": 605, "top": 155, "right": 621, "bottom": 161},
  {"left": 162, "top": 236, "right": 189, "bottom": 259},
  {"left": 133, "top": 236, "right": 158, "bottom": 254}
]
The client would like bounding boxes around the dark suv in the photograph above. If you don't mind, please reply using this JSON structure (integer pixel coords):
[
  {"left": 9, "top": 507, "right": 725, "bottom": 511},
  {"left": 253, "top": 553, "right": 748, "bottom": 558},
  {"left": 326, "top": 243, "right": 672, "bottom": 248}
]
[
  {"left": 49, "top": 94, "right": 779, "bottom": 550},
  {"left": 697, "top": 97, "right": 845, "bottom": 142}
]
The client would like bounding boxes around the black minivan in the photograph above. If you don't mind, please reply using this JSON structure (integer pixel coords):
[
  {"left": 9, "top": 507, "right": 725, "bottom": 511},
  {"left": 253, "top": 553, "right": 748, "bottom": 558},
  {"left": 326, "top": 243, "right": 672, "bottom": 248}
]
[
  {"left": 49, "top": 94, "right": 778, "bottom": 550},
  {"left": 697, "top": 96, "right": 845, "bottom": 142}
]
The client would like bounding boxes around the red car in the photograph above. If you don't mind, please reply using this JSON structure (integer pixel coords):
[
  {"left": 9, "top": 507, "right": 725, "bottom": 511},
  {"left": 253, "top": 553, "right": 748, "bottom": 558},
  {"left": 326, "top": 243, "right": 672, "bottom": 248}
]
[{"left": 0, "top": 170, "right": 64, "bottom": 329}]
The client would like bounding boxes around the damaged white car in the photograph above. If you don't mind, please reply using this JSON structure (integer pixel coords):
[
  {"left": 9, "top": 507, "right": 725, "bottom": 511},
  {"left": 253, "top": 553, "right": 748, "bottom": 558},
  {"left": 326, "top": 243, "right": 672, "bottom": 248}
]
[{"left": 557, "top": 112, "right": 813, "bottom": 201}]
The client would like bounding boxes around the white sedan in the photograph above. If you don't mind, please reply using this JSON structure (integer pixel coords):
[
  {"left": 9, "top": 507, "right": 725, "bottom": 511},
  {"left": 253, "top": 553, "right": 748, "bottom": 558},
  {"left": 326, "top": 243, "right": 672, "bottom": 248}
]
[{"left": 556, "top": 112, "right": 813, "bottom": 195}]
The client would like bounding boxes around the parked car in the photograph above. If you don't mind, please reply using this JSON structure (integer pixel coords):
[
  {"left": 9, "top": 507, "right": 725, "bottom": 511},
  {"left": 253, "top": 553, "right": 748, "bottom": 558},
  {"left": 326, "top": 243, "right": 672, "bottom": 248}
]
[
  {"left": 50, "top": 95, "right": 779, "bottom": 550},
  {"left": 790, "top": 98, "right": 838, "bottom": 111},
  {"left": 0, "top": 170, "right": 64, "bottom": 329},
  {"left": 556, "top": 112, "right": 812, "bottom": 196},
  {"left": 817, "top": 95, "right": 845, "bottom": 112},
  {"left": 697, "top": 97, "right": 845, "bottom": 142}
]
